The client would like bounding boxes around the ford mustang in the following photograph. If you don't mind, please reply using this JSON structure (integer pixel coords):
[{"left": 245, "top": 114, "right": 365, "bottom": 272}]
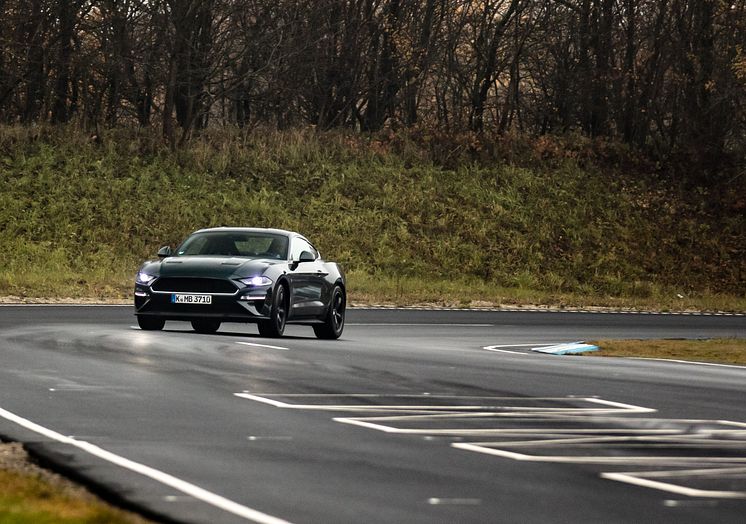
[{"left": 134, "top": 227, "right": 345, "bottom": 339}]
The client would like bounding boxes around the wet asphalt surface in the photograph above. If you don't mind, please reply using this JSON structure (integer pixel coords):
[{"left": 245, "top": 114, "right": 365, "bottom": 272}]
[{"left": 0, "top": 305, "right": 745, "bottom": 523}]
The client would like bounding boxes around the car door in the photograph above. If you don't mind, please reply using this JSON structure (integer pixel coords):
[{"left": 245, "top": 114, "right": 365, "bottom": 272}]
[{"left": 287, "top": 238, "right": 327, "bottom": 318}]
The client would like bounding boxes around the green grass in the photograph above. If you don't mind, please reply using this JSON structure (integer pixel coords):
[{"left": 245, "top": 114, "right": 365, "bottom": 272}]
[
  {"left": 587, "top": 338, "right": 746, "bottom": 365},
  {"left": 0, "top": 124, "right": 743, "bottom": 310},
  {"left": 348, "top": 272, "right": 746, "bottom": 311}
]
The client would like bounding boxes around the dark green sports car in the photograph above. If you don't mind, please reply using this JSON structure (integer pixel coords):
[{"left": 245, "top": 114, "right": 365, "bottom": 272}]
[{"left": 134, "top": 227, "right": 346, "bottom": 339}]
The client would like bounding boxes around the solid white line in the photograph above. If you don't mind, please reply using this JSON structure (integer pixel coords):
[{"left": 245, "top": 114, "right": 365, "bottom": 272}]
[
  {"left": 483, "top": 342, "right": 576, "bottom": 354},
  {"left": 584, "top": 397, "right": 656, "bottom": 414},
  {"left": 346, "top": 323, "right": 493, "bottom": 327},
  {"left": 484, "top": 343, "right": 562, "bottom": 348},
  {"left": 483, "top": 348, "right": 529, "bottom": 355},
  {"left": 451, "top": 442, "right": 746, "bottom": 465},
  {"left": 626, "top": 357, "right": 746, "bottom": 370},
  {"left": 613, "top": 466, "right": 746, "bottom": 478},
  {"left": 235, "top": 394, "right": 524, "bottom": 413},
  {"left": 601, "top": 472, "right": 746, "bottom": 499},
  {"left": 236, "top": 342, "right": 289, "bottom": 351},
  {"left": 0, "top": 406, "right": 292, "bottom": 524},
  {"left": 0, "top": 303, "right": 131, "bottom": 307}
]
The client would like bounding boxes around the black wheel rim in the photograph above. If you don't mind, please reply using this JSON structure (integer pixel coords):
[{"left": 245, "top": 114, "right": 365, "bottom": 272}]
[
  {"left": 275, "top": 287, "right": 286, "bottom": 329},
  {"left": 332, "top": 291, "right": 345, "bottom": 329}
]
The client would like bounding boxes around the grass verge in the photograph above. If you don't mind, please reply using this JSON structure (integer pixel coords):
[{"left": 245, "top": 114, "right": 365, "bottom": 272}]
[
  {"left": 0, "top": 124, "right": 744, "bottom": 311},
  {"left": 0, "top": 442, "right": 151, "bottom": 524},
  {"left": 587, "top": 338, "right": 746, "bottom": 365},
  {"left": 2, "top": 270, "right": 746, "bottom": 313}
]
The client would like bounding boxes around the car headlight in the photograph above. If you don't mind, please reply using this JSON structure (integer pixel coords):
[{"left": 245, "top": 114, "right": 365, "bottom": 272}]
[
  {"left": 239, "top": 276, "right": 272, "bottom": 287},
  {"left": 136, "top": 272, "right": 157, "bottom": 285}
]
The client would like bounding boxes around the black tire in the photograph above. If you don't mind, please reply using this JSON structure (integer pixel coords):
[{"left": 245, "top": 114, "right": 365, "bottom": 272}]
[
  {"left": 191, "top": 319, "right": 221, "bottom": 334},
  {"left": 258, "top": 284, "right": 287, "bottom": 338},
  {"left": 313, "top": 285, "right": 345, "bottom": 340},
  {"left": 137, "top": 316, "right": 165, "bottom": 331}
]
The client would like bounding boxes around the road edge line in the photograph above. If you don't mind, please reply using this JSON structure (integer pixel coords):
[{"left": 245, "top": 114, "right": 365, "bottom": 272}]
[{"left": 0, "top": 406, "right": 293, "bottom": 524}]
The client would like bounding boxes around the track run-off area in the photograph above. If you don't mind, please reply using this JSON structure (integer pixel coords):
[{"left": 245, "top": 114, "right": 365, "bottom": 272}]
[{"left": 0, "top": 305, "right": 744, "bottom": 523}]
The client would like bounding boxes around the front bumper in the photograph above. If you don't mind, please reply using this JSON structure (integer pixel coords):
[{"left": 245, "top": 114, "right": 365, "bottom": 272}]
[{"left": 134, "top": 283, "right": 272, "bottom": 322}]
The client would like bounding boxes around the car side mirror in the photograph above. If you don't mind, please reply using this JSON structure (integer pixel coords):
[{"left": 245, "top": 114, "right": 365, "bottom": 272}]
[
  {"left": 298, "top": 251, "right": 315, "bottom": 263},
  {"left": 157, "top": 246, "right": 172, "bottom": 258}
]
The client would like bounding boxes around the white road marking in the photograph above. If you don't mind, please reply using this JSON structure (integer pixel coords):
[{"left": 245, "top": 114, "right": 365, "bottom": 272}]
[
  {"left": 451, "top": 443, "right": 746, "bottom": 466},
  {"left": 0, "top": 406, "right": 293, "bottom": 524},
  {"left": 236, "top": 342, "right": 289, "bottom": 351},
  {"left": 240, "top": 392, "right": 746, "bottom": 500},
  {"left": 346, "top": 323, "right": 493, "bottom": 327},
  {"left": 484, "top": 343, "right": 564, "bottom": 348},
  {"left": 483, "top": 342, "right": 567, "bottom": 355},
  {"left": 427, "top": 497, "right": 482, "bottom": 505},
  {"left": 236, "top": 394, "right": 640, "bottom": 415},
  {"left": 601, "top": 472, "right": 746, "bottom": 499},
  {"left": 531, "top": 342, "right": 599, "bottom": 355},
  {"left": 236, "top": 395, "right": 513, "bottom": 413},
  {"left": 0, "top": 304, "right": 131, "bottom": 307},
  {"left": 483, "top": 348, "right": 529, "bottom": 355},
  {"left": 625, "top": 357, "right": 746, "bottom": 370},
  {"left": 584, "top": 397, "right": 656, "bottom": 413}
]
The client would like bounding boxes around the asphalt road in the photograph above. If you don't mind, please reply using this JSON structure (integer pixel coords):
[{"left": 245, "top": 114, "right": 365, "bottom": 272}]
[{"left": 0, "top": 305, "right": 745, "bottom": 524}]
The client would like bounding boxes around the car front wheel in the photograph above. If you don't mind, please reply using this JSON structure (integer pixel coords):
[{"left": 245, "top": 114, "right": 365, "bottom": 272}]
[
  {"left": 258, "top": 284, "right": 287, "bottom": 337},
  {"left": 313, "top": 285, "right": 345, "bottom": 339},
  {"left": 191, "top": 319, "right": 221, "bottom": 334},
  {"left": 138, "top": 316, "right": 165, "bottom": 331}
]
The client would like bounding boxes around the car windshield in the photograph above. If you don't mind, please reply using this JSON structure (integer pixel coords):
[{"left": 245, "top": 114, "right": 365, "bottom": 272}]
[{"left": 176, "top": 232, "right": 289, "bottom": 259}]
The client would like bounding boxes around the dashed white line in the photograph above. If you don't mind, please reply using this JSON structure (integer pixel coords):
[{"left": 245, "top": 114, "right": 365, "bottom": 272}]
[
  {"left": 347, "top": 323, "right": 493, "bottom": 327},
  {"left": 427, "top": 497, "right": 482, "bottom": 505},
  {"left": 236, "top": 342, "right": 289, "bottom": 351},
  {"left": 0, "top": 406, "right": 292, "bottom": 524}
]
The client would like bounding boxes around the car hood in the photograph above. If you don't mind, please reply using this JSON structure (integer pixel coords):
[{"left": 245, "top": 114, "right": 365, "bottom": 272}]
[{"left": 152, "top": 256, "right": 277, "bottom": 279}]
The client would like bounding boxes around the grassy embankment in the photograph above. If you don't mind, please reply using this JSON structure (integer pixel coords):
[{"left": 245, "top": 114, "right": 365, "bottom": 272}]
[{"left": 0, "top": 125, "right": 744, "bottom": 311}]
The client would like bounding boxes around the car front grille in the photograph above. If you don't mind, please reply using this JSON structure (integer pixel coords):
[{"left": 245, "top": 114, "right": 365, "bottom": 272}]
[{"left": 152, "top": 277, "right": 238, "bottom": 294}]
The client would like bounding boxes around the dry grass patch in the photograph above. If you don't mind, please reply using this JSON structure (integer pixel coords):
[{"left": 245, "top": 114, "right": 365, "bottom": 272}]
[
  {"left": 588, "top": 338, "right": 746, "bottom": 365},
  {"left": 0, "top": 442, "right": 152, "bottom": 524}
]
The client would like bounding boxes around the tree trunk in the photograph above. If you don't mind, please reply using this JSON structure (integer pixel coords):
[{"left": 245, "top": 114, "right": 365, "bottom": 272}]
[{"left": 52, "top": 0, "right": 76, "bottom": 123}]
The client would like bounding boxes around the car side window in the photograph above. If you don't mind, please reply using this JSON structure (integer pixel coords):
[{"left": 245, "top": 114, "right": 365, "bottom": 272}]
[{"left": 290, "top": 238, "right": 318, "bottom": 261}]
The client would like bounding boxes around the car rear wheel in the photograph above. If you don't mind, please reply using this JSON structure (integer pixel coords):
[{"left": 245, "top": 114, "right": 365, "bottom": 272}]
[
  {"left": 137, "top": 316, "right": 165, "bottom": 331},
  {"left": 313, "top": 285, "right": 345, "bottom": 340},
  {"left": 191, "top": 319, "right": 221, "bottom": 334},
  {"left": 258, "top": 284, "right": 287, "bottom": 338}
]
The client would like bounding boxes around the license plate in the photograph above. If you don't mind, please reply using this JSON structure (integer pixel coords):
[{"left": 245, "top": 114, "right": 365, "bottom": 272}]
[{"left": 171, "top": 294, "right": 212, "bottom": 305}]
